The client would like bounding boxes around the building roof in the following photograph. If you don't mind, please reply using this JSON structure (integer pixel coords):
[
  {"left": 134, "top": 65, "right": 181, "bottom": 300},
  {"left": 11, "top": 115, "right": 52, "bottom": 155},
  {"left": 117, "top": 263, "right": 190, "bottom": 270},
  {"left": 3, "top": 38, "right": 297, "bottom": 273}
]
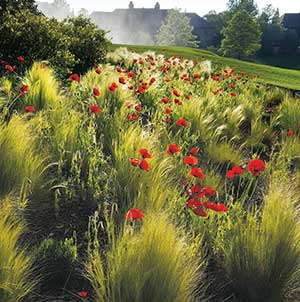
[
  {"left": 283, "top": 13, "right": 300, "bottom": 28},
  {"left": 91, "top": 8, "right": 211, "bottom": 29}
]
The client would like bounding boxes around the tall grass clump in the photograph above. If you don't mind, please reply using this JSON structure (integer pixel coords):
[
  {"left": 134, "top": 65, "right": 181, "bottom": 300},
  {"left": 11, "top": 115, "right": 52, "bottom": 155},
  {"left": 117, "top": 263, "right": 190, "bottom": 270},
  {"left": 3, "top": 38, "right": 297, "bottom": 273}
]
[
  {"left": 278, "top": 96, "right": 300, "bottom": 132},
  {"left": 0, "top": 199, "right": 36, "bottom": 302},
  {"left": 221, "top": 169, "right": 300, "bottom": 302},
  {"left": 0, "top": 116, "right": 46, "bottom": 196},
  {"left": 23, "top": 62, "right": 61, "bottom": 110},
  {"left": 87, "top": 211, "right": 203, "bottom": 302}
]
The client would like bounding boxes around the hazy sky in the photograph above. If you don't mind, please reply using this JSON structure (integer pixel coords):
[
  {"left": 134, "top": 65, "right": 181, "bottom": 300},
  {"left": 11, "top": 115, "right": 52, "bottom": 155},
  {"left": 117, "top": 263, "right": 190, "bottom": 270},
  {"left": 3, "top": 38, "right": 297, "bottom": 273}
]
[{"left": 53, "top": 0, "right": 300, "bottom": 15}]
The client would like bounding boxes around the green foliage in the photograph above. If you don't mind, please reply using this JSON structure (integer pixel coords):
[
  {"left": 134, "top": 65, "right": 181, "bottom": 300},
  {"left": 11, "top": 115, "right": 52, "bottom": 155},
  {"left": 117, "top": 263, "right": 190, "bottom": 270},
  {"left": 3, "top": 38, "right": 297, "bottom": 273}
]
[
  {"left": 227, "top": 0, "right": 258, "bottom": 16},
  {"left": 0, "top": 10, "right": 76, "bottom": 76},
  {"left": 0, "top": 200, "right": 36, "bottom": 302},
  {"left": 0, "top": 11, "right": 110, "bottom": 77},
  {"left": 221, "top": 10, "right": 262, "bottom": 59},
  {"left": 0, "top": 0, "right": 39, "bottom": 17},
  {"left": 63, "top": 17, "right": 110, "bottom": 74},
  {"left": 33, "top": 238, "right": 78, "bottom": 292},
  {"left": 156, "top": 9, "right": 199, "bottom": 48},
  {"left": 87, "top": 211, "right": 203, "bottom": 302}
]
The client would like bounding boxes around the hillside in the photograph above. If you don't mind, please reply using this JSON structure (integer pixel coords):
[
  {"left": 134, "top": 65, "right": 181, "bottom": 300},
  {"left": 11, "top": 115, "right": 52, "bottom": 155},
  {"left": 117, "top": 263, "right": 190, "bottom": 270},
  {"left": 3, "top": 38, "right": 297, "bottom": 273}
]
[{"left": 111, "top": 44, "right": 300, "bottom": 91}]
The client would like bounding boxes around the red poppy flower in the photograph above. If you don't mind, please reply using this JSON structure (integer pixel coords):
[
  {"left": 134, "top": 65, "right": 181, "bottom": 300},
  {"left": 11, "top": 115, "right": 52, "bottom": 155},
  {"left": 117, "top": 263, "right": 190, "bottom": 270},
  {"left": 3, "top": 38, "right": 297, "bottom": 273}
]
[
  {"left": 203, "top": 187, "right": 215, "bottom": 197},
  {"left": 17, "top": 56, "right": 25, "bottom": 62},
  {"left": 203, "top": 202, "right": 228, "bottom": 212},
  {"left": 165, "top": 108, "right": 172, "bottom": 115},
  {"left": 78, "top": 291, "right": 88, "bottom": 298},
  {"left": 184, "top": 156, "right": 198, "bottom": 166},
  {"left": 166, "top": 118, "right": 171, "bottom": 124},
  {"left": 93, "top": 88, "right": 101, "bottom": 96},
  {"left": 176, "top": 119, "right": 188, "bottom": 128},
  {"left": 212, "top": 91, "right": 218, "bottom": 95},
  {"left": 248, "top": 159, "right": 265, "bottom": 177},
  {"left": 161, "top": 98, "right": 170, "bottom": 104},
  {"left": 20, "top": 85, "right": 29, "bottom": 95},
  {"left": 119, "top": 77, "right": 126, "bottom": 84},
  {"left": 128, "top": 85, "right": 134, "bottom": 90},
  {"left": 190, "top": 167, "right": 205, "bottom": 179},
  {"left": 95, "top": 68, "right": 102, "bottom": 74},
  {"left": 132, "top": 111, "right": 139, "bottom": 121},
  {"left": 231, "top": 92, "right": 237, "bottom": 97},
  {"left": 135, "top": 103, "right": 142, "bottom": 111},
  {"left": 173, "top": 89, "right": 180, "bottom": 97},
  {"left": 130, "top": 158, "right": 140, "bottom": 166},
  {"left": 193, "top": 73, "right": 201, "bottom": 79},
  {"left": 125, "top": 208, "right": 144, "bottom": 221},
  {"left": 150, "top": 77, "right": 156, "bottom": 84},
  {"left": 109, "top": 82, "right": 118, "bottom": 92},
  {"left": 190, "top": 147, "right": 199, "bottom": 155},
  {"left": 89, "top": 104, "right": 100, "bottom": 115},
  {"left": 167, "top": 144, "right": 180, "bottom": 156},
  {"left": 69, "top": 73, "right": 79, "bottom": 82},
  {"left": 187, "top": 199, "right": 207, "bottom": 217},
  {"left": 138, "top": 86, "right": 145, "bottom": 94},
  {"left": 139, "top": 148, "right": 151, "bottom": 159},
  {"left": 127, "top": 114, "right": 132, "bottom": 121},
  {"left": 227, "top": 170, "right": 235, "bottom": 179},
  {"left": 139, "top": 159, "right": 149, "bottom": 171},
  {"left": 5, "top": 65, "right": 14, "bottom": 72},
  {"left": 185, "top": 94, "right": 191, "bottom": 100},
  {"left": 287, "top": 130, "right": 294, "bottom": 136},
  {"left": 127, "top": 71, "right": 135, "bottom": 78},
  {"left": 24, "top": 106, "right": 35, "bottom": 113},
  {"left": 232, "top": 166, "right": 244, "bottom": 175},
  {"left": 116, "top": 67, "right": 122, "bottom": 73},
  {"left": 230, "top": 83, "right": 235, "bottom": 89}
]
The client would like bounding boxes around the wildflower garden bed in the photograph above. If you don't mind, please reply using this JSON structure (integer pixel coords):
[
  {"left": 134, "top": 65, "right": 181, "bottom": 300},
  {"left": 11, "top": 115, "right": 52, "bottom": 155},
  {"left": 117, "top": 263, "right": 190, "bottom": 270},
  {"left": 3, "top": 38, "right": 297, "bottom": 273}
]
[{"left": 0, "top": 47, "right": 300, "bottom": 302}]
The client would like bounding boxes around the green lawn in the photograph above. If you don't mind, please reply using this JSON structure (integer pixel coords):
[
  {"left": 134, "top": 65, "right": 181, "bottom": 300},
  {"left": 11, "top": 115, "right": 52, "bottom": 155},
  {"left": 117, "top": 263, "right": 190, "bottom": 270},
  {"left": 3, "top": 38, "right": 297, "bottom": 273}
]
[{"left": 110, "top": 44, "right": 300, "bottom": 91}]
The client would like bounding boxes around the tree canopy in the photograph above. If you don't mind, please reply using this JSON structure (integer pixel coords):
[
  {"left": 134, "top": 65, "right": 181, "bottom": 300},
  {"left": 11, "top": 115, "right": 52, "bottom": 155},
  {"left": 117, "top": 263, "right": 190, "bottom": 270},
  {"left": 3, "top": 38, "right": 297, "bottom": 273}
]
[
  {"left": 156, "top": 9, "right": 199, "bottom": 48},
  {"left": 221, "top": 9, "right": 262, "bottom": 59}
]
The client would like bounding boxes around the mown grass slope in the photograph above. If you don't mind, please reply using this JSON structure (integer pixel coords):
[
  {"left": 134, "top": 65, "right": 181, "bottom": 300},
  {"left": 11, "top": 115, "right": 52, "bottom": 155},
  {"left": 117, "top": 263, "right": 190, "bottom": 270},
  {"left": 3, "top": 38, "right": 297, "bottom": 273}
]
[{"left": 111, "top": 44, "right": 300, "bottom": 91}]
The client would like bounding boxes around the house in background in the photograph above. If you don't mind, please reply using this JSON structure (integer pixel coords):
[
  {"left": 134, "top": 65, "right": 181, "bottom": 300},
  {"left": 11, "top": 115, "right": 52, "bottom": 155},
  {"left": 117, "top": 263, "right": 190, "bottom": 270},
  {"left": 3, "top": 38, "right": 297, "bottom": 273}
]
[
  {"left": 282, "top": 13, "right": 300, "bottom": 53},
  {"left": 283, "top": 13, "right": 300, "bottom": 36},
  {"left": 90, "top": 2, "right": 215, "bottom": 47}
]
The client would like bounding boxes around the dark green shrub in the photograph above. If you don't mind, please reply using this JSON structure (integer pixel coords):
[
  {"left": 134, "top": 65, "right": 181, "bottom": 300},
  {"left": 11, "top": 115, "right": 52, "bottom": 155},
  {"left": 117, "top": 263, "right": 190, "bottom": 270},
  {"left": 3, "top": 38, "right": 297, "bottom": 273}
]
[
  {"left": 0, "top": 11, "right": 110, "bottom": 77},
  {"left": 33, "top": 238, "right": 78, "bottom": 293}
]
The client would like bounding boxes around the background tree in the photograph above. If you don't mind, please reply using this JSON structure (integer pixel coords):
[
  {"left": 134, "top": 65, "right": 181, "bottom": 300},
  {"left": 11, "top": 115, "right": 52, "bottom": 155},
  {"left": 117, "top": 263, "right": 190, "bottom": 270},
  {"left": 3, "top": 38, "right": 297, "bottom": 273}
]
[
  {"left": 78, "top": 8, "right": 89, "bottom": 18},
  {"left": 221, "top": 9, "right": 262, "bottom": 59},
  {"left": 227, "top": 0, "right": 258, "bottom": 16},
  {"left": 204, "top": 10, "right": 231, "bottom": 48},
  {"left": 156, "top": 9, "right": 199, "bottom": 48},
  {"left": 221, "top": 10, "right": 262, "bottom": 59},
  {"left": 258, "top": 5, "right": 285, "bottom": 55}
]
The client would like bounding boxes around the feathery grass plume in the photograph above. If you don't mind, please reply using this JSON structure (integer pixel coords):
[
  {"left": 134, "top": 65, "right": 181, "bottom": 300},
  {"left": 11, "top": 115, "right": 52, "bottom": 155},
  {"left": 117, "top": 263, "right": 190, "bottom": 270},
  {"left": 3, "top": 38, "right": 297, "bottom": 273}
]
[
  {"left": 278, "top": 95, "right": 300, "bottom": 132},
  {"left": 23, "top": 62, "right": 61, "bottom": 110},
  {"left": 112, "top": 124, "right": 156, "bottom": 210},
  {"left": 0, "top": 116, "right": 46, "bottom": 197},
  {"left": 87, "top": 210, "right": 204, "bottom": 302},
  {"left": 0, "top": 199, "right": 36, "bottom": 302},
  {"left": 221, "top": 169, "right": 300, "bottom": 302}
]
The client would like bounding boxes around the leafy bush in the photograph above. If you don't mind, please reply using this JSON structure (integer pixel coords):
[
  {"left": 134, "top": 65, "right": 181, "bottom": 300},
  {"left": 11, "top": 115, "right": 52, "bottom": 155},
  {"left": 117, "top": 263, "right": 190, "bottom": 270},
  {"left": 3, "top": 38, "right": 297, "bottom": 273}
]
[{"left": 0, "top": 10, "right": 110, "bottom": 77}]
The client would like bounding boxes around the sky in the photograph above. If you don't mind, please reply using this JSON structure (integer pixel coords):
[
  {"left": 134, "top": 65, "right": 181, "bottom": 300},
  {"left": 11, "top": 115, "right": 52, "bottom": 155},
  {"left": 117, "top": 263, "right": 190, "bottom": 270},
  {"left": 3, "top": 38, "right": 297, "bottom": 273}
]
[{"left": 51, "top": 0, "right": 300, "bottom": 15}]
